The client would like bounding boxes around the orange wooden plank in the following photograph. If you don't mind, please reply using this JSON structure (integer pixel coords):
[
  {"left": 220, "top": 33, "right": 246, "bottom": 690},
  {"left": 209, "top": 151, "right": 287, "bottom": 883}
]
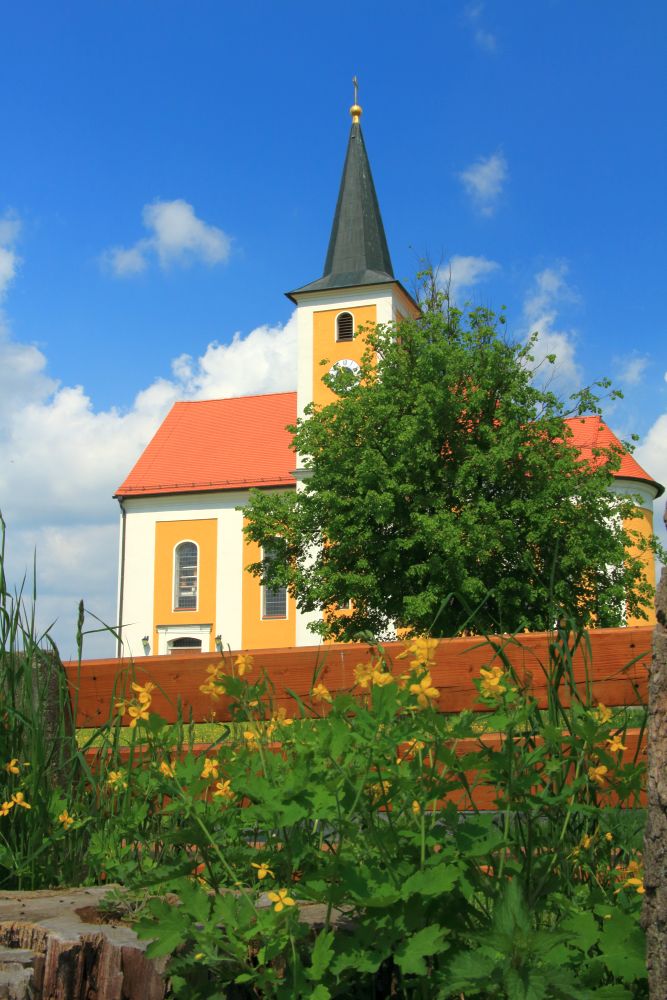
[{"left": 64, "top": 626, "right": 651, "bottom": 728}]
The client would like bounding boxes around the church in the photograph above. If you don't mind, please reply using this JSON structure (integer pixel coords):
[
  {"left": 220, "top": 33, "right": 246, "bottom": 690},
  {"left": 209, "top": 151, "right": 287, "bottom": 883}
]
[{"left": 114, "top": 98, "right": 663, "bottom": 658}]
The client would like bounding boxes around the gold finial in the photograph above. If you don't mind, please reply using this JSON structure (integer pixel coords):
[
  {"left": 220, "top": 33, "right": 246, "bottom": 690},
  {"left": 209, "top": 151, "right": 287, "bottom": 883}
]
[{"left": 350, "top": 75, "right": 362, "bottom": 124}]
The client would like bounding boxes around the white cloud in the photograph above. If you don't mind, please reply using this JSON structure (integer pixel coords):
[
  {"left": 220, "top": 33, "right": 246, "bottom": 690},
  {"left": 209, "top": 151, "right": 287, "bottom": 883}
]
[
  {"left": 614, "top": 353, "right": 649, "bottom": 387},
  {"left": 635, "top": 414, "right": 667, "bottom": 562},
  {"left": 464, "top": 2, "right": 497, "bottom": 51},
  {"left": 436, "top": 254, "right": 500, "bottom": 302},
  {"left": 459, "top": 151, "right": 507, "bottom": 216},
  {"left": 102, "top": 199, "right": 232, "bottom": 277},
  {"left": 522, "top": 264, "right": 583, "bottom": 394},
  {"left": 0, "top": 212, "right": 21, "bottom": 300},
  {"left": 0, "top": 311, "right": 296, "bottom": 658}
]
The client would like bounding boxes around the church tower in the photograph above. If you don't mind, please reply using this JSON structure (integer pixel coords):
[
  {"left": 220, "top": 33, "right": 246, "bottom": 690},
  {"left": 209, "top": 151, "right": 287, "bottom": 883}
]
[{"left": 287, "top": 89, "right": 419, "bottom": 429}]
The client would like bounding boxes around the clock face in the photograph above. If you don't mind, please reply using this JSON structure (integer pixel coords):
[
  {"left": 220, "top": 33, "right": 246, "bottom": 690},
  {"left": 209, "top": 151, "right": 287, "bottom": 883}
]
[{"left": 328, "top": 358, "right": 360, "bottom": 377}]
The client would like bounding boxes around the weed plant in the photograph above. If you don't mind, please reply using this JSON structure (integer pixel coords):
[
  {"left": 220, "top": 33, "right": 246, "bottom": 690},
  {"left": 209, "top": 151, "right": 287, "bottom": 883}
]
[{"left": 0, "top": 516, "right": 649, "bottom": 997}]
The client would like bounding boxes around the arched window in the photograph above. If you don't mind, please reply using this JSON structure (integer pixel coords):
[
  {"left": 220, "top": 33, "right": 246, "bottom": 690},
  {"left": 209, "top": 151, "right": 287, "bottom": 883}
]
[
  {"left": 336, "top": 311, "right": 354, "bottom": 343},
  {"left": 168, "top": 636, "right": 202, "bottom": 654},
  {"left": 262, "top": 539, "right": 287, "bottom": 619},
  {"left": 174, "top": 541, "right": 198, "bottom": 610}
]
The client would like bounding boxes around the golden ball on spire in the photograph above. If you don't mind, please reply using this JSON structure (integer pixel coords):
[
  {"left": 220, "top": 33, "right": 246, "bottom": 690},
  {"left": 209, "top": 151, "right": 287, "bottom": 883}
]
[{"left": 349, "top": 103, "right": 362, "bottom": 124}]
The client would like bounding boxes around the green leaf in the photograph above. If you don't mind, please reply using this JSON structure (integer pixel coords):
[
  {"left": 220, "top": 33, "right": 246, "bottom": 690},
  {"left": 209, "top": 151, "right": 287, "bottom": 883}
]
[
  {"left": 401, "top": 863, "right": 459, "bottom": 898},
  {"left": 394, "top": 924, "right": 448, "bottom": 976},
  {"left": 307, "top": 929, "right": 335, "bottom": 981},
  {"left": 561, "top": 910, "right": 601, "bottom": 953}
]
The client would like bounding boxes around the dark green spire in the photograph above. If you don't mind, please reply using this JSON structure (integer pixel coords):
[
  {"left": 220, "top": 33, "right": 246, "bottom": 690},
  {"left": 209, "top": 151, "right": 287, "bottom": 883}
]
[{"left": 288, "top": 114, "right": 395, "bottom": 299}]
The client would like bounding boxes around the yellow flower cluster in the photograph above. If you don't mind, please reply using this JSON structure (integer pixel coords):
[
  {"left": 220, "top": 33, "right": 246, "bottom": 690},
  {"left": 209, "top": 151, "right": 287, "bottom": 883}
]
[
  {"left": 201, "top": 758, "right": 219, "bottom": 780},
  {"left": 4, "top": 758, "right": 20, "bottom": 775},
  {"left": 1, "top": 792, "right": 31, "bottom": 816},
  {"left": 616, "top": 859, "right": 645, "bottom": 895},
  {"left": 199, "top": 660, "right": 228, "bottom": 699},
  {"left": 311, "top": 682, "right": 332, "bottom": 704},
  {"left": 266, "top": 707, "right": 294, "bottom": 739},
  {"left": 107, "top": 769, "right": 128, "bottom": 789},
  {"left": 116, "top": 680, "right": 156, "bottom": 728},
  {"left": 159, "top": 760, "right": 176, "bottom": 779},
  {"left": 213, "top": 779, "right": 234, "bottom": 800},
  {"left": 59, "top": 809, "right": 75, "bottom": 829},
  {"left": 354, "top": 660, "right": 395, "bottom": 690},
  {"left": 409, "top": 673, "right": 439, "bottom": 709},
  {"left": 267, "top": 888, "right": 296, "bottom": 912},
  {"left": 200, "top": 654, "right": 254, "bottom": 699},
  {"left": 479, "top": 664, "right": 507, "bottom": 699},
  {"left": 588, "top": 764, "right": 608, "bottom": 785},
  {"left": 593, "top": 703, "right": 613, "bottom": 725},
  {"left": 606, "top": 735, "right": 627, "bottom": 754},
  {"left": 251, "top": 860, "right": 274, "bottom": 880}
]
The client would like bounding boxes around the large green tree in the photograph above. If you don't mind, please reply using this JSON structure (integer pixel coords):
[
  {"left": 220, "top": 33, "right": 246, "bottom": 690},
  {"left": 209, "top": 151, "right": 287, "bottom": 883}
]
[{"left": 244, "top": 289, "right": 656, "bottom": 640}]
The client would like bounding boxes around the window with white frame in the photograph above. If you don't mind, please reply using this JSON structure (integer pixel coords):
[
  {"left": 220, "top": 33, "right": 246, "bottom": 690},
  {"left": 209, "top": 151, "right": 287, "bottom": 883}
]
[
  {"left": 174, "top": 541, "right": 198, "bottom": 610},
  {"left": 262, "top": 539, "right": 287, "bottom": 619},
  {"left": 168, "top": 636, "right": 202, "bottom": 653},
  {"left": 336, "top": 311, "right": 354, "bottom": 342}
]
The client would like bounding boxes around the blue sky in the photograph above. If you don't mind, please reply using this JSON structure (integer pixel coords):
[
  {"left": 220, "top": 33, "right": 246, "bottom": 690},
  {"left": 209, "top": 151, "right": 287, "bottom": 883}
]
[{"left": 1, "top": 1, "right": 665, "bottom": 657}]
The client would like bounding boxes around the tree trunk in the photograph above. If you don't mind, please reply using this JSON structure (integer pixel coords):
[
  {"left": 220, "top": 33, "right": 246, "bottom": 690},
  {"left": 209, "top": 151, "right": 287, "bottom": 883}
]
[
  {"left": 643, "top": 504, "right": 667, "bottom": 997},
  {"left": 0, "top": 886, "right": 167, "bottom": 1000}
]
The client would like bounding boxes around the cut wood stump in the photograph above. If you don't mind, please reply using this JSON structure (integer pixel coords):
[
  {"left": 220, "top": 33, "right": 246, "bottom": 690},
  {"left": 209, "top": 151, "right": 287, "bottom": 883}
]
[{"left": 0, "top": 886, "right": 167, "bottom": 1000}]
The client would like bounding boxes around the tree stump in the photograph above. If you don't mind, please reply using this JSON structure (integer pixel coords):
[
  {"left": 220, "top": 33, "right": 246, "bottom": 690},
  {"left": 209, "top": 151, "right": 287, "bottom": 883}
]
[
  {"left": 0, "top": 886, "right": 167, "bottom": 1000},
  {"left": 643, "top": 504, "right": 667, "bottom": 997}
]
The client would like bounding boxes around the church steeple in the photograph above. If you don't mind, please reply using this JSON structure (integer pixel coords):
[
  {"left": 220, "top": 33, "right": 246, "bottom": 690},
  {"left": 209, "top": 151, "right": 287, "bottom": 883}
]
[{"left": 288, "top": 88, "right": 395, "bottom": 299}]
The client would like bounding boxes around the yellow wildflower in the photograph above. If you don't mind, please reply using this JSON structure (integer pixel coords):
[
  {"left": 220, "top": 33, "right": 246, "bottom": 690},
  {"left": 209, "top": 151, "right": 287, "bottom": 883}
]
[
  {"left": 479, "top": 664, "right": 506, "bottom": 698},
  {"left": 581, "top": 834, "right": 593, "bottom": 849},
  {"left": 594, "top": 703, "right": 613, "bottom": 725},
  {"left": 11, "top": 792, "right": 30, "bottom": 810},
  {"left": 354, "top": 662, "right": 375, "bottom": 689},
  {"left": 251, "top": 861, "right": 275, "bottom": 880},
  {"left": 235, "top": 653, "right": 254, "bottom": 677},
  {"left": 605, "top": 832, "right": 614, "bottom": 842},
  {"left": 114, "top": 699, "right": 128, "bottom": 715},
  {"left": 0, "top": 801, "right": 13, "bottom": 817},
  {"left": 371, "top": 669, "right": 394, "bottom": 687},
  {"left": 200, "top": 678, "right": 225, "bottom": 698},
  {"left": 59, "top": 809, "right": 74, "bottom": 829},
  {"left": 606, "top": 735, "right": 627, "bottom": 754},
  {"left": 128, "top": 704, "right": 150, "bottom": 728},
  {"left": 626, "top": 877, "right": 645, "bottom": 894},
  {"left": 409, "top": 673, "right": 440, "bottom": 708},
  {"left": 131, "top": 680, "right": 156, "bottom": 705},
  {"left": 194, "top": 952, "right": 205, "bottom": 961},
  {"left": 267, "top": 888, "right": 296, "bottom": 912},
  {"left": 201, "top": 758, "right": 219, "bottom": 780},
  {"left": 411, "top": 800, "right": 421, "bottom": 815},
  {"left": 107, "top": 770, "right": 128, "bottom": 789},
  {"left": 311, "top": 682, "right": 332, "bottom": 704},
  {"left": 402, "top": 636, "right": 439, "bottom": 666},
  {"left": 213, "top": 779, "right": 233, "bottom": 800},
  {"left": 4, "top": 759, "right": 20, "bottom": 775},
  {"left": 159, "top": 760, "right": 176, "bottom": 778},
  {"left": 244, "top": 730, "right": 259, "bottom": 750},
  {"left": 368, "top": 780, "right": 392, "bottom": 804},
  {"left": 588, "top": 764, "right": 608, "bottom": 785}
]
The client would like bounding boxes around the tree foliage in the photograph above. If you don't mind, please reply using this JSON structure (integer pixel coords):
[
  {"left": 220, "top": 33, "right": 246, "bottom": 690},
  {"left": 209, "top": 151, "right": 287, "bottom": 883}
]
[{"left": 243, "top": 283, "right": 656, "bottom": 639}]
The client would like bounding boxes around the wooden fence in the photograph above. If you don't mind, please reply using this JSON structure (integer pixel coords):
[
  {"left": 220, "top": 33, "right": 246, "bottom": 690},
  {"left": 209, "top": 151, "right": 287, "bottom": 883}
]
[{"left": 63, "top": 625, "right": 652, "bottom": 810}]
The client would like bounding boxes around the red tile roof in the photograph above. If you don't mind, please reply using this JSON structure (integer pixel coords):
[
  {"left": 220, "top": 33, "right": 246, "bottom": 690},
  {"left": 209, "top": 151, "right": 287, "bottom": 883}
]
[
  {"left": 563, "top": 415, "right": 663, "bottom": 496},
  {"left": 115, "top": 392, "right": 297, "bottom": 497},
  {"left": 115, "top": 395, "right": 663, "bottom": 499}
]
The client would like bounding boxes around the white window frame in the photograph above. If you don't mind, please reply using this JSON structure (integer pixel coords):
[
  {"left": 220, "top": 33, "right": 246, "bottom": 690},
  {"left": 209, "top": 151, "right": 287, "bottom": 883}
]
[
  {"left": 173, "top": 540, "right": 199, "bottom": 612},
  {"left": 335, "top": 310, "right": 355, "bottom": 343},
  {"left": 260, "top": 540, "right": 288, "bottom": 621},
  {"left": 156, "top": 623, "right": 212, "bottom": 655}
]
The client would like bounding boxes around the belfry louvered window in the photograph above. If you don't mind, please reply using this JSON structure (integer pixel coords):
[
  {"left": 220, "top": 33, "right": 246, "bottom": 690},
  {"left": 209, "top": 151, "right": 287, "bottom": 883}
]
[
  {"left": 175, "top": 541, "right": 198, "bottom": 610},
  {"left": 336, "top": 311, "right": 354, "bottom": 342},
  {"left": 261, "top": 539, "right": 287, "bottom": 619}
]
